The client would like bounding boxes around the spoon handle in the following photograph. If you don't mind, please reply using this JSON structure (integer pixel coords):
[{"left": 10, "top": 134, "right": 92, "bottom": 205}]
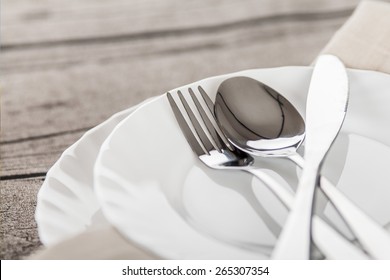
[
  {"left": 247, "top": 168, "right": 369, "bottom": 259},
  {"left": 319, "top": 176, "right": 390, "bottom": 259},
  {"left": 290, "top": 154, "right": 390, "bottom": 259},
  {"left": 289, "top": 154, "right": 390, "bottom": 260}
]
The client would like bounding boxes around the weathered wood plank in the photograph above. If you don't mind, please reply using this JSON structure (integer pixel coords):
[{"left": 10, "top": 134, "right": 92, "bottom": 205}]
[
  {"left": 1, "top": 17, "right": 348, "bottom": 178},
  {"left": 0, "top": 178, "right": 43, "bottom": 259},
  {"left": 2, "top": 17, "right": 347, "bottom": 140},
  {"left": 1, "top": 130, "right": 86, "bottom": 178},
  {"left": 2, "top": 0, "right": 359, "bottom": 46},
  {"left": 2, "top": 12, "right": 350, "bottom": 71}
]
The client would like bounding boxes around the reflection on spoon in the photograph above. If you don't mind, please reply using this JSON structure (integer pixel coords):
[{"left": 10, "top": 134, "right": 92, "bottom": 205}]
[{"left": 215, "top": 76, "right": 305, "bottom": 157}]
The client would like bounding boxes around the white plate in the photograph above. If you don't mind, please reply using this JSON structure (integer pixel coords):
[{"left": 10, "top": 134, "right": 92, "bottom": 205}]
[
  {"left": 35, "top": 98, "right": 155, "bottom": 245},
  {"left": 94, "top": 67, "right": 390, "bottom": 259}
]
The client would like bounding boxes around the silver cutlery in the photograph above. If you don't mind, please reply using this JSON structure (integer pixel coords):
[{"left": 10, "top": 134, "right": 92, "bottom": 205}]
[
  {"left": 167, "top": 87, "right": 369, "bottom": 259},
  {"left": 271, "top": 55, "right": 349, "bottom": 259},
  {"left": 272, "top": 55, "right": 390, "bottom": 260},
  {"left": 214, "top": 57, "right": 390, "bottom": 260}
]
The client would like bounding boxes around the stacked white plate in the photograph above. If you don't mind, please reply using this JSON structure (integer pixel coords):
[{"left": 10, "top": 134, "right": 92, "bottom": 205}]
[{"left": 35, "top": 66, "right": 390, "bottom": 259}]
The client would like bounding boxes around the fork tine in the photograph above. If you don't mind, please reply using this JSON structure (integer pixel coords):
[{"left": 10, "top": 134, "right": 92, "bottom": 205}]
[
  {"left": 188, "top": 88, "right": 223, "bottom": 153},
  {"left": 198, "top": 86, "right": 214, "bottom": 113},
  {"left": 198, "top": 85, "right": 234, "bottom": 151},
  {"left": 167, "top": 92, "right": 206, "bottom": 156},
  {"left": 177, "top": 90, "right": 216, "bottom": 154}
]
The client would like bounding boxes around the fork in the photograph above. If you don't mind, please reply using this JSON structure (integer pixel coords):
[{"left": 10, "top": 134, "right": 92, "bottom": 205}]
[{"left": 167, "top": 86, "right": 369, "bottom": 259}]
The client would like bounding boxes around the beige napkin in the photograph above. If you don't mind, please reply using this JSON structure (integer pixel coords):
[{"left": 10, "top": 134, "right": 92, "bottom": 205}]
[
  {"left": 30, "top": 0, "right": 390, "bottom": 260},
  {"left": 321, "top": 0, "right": 390, "bottom": 73},
  {"left": 31, "top": 226, "right": 159, "bottom": 259}
]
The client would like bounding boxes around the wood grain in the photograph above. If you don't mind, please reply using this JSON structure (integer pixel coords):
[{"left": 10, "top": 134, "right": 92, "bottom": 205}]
[
  {"left": 0, "top": 178, "right": 43, "bottom": 259},
  {"left": 1, "top": 0, "right": 360, "bottom": 259}
]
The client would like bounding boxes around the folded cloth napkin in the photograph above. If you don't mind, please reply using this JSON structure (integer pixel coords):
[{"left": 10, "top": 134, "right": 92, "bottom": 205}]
[
  {"left": 321, "top": 0, "right": 390, "bottom": 73},
  {"left": 31, "top": 226, "right": 159, "bottom": 260},
  {"left": 30, "top": 0, "right": 390, "bottom": 260}
]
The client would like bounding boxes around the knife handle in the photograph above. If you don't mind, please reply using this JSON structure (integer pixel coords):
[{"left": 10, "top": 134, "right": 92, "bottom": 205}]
[
  {"left": 289, "top": 153, "right": 390, "bottom": 259},
  {"left": 247, "top": 168, "right": 369, "bottom": 259},
  {"left": 320, "top": 176, "right": 390, "bottom": 259},
  {"left": 271, "top": 164, "right": 318, "bottom": 259}
]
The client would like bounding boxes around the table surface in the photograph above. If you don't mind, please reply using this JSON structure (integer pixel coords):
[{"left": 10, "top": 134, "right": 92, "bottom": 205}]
[{"left": 1, "top": 0, "right": 361, "bottom": 259}]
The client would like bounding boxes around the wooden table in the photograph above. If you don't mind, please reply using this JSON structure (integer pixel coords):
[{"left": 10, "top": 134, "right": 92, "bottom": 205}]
[{"left": 0, "top": 0, "right": 360, "bottom": 259}]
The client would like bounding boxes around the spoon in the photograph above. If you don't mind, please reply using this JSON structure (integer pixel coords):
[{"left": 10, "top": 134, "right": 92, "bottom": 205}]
[
  {"left": 214, "top": 62, "right": 390, "bottom": 259},
  {"left": 214, "top": 75, "right": 306, "bottom": 158}
]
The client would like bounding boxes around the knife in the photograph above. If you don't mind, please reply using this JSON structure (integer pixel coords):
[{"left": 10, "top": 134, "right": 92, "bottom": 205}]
[{"left": 272, "top": 54, "right": 349, "bottom": 259}]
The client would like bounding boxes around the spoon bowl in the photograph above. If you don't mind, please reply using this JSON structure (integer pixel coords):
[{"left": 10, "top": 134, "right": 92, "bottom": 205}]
[{"left": 215, "top": 76, "right": 305, "bottom": 157}]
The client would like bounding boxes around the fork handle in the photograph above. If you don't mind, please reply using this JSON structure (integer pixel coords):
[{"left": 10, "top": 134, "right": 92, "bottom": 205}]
[
  {"left": 247, "top": 168, "right": 369, "bottom": 260},
  {"left": 289, "top": 154, "right": 390, "bottom": 259}
]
